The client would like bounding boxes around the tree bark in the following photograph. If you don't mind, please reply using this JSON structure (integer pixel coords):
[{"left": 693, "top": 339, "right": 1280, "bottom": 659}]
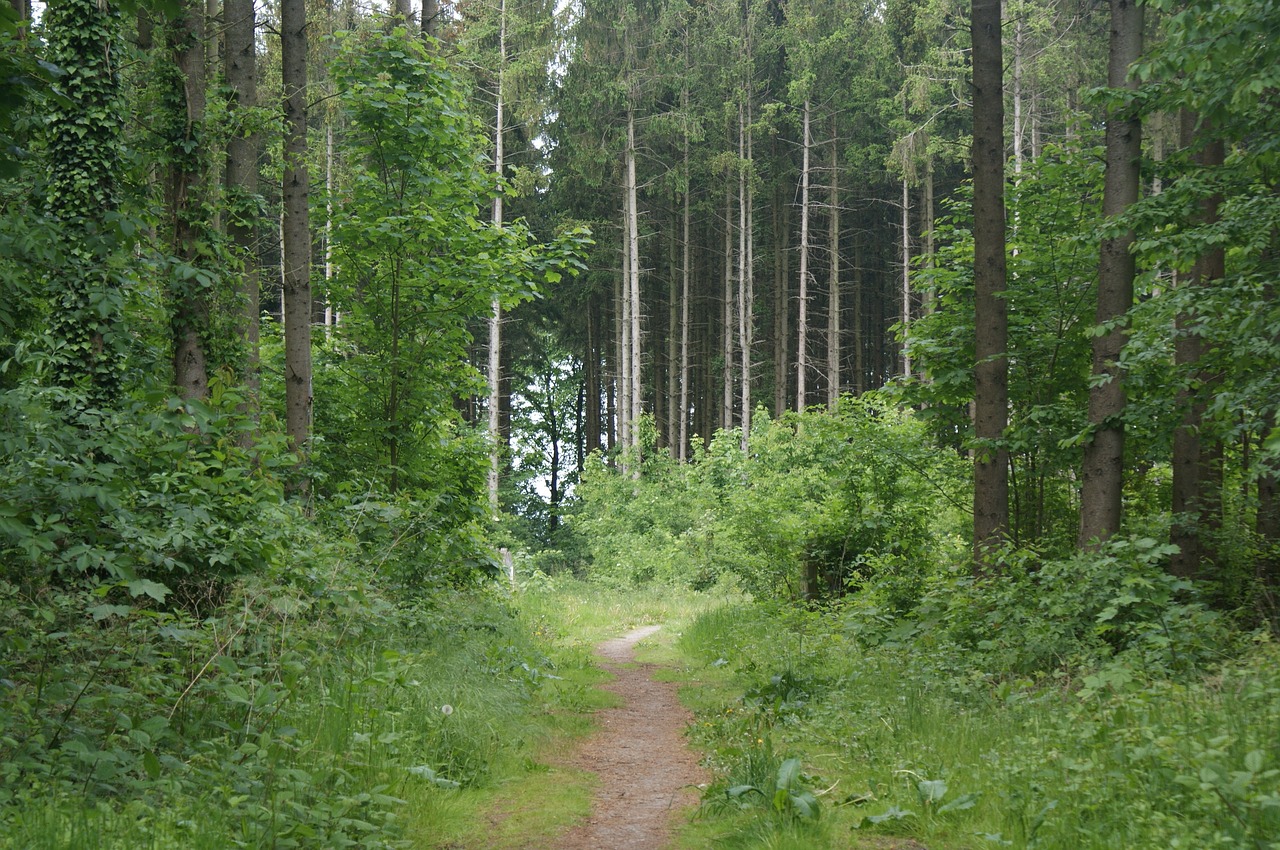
[
  {"left": 738, "top": 103, "right": 752, "bottom": 451},
  {"left": 423, "top": 0, "right": 439, "bottom": 38},
  {"left": 796, "top": 99, "right": 812, "bottom": 411},
  {"left": 723, "top": 187, "right": 734, "bottom": 431},
  {"left": 827, "top": 120, "right": 840, "bottom": 409},
  {"left": 1079, "top": 0, "right": 1143, "bottom": 548},
  {"left": 900, "top": 174, "right": 911, "bottom": 378},
  {"left": 971, "top": 0, "right": 1010, "bottom": 566},
  {"left": 487, "top": 0, "right": 506, "bottom": 513},
  {"left": 281, "top": 0, "right": 312, "bottom": 456},
  {"left": 1170, "top": 113, "right": 1224, "bottom": 579},
  {"left": 167, "top": 0, "right": 211, "bottom": 401},
  {"left": 626, "top": 107, "right": 642, "bottom": 451},
  {"left": 586, "top": 295, "right": 602, "bottom": 455},
  {"left": 224, "top": 0, "right": 259, "bottom": 421},
  {"left": 679, "top": 126, "right": 691, "bottom": 461}
]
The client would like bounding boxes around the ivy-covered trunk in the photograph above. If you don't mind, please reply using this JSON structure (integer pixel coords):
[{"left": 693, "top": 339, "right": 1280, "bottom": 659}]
[
  {"left": 165, "top": 0, "right": 211, "bottom": 401},
  {"left": 43, "top": 0, "right": 124, "bottom": 405}
]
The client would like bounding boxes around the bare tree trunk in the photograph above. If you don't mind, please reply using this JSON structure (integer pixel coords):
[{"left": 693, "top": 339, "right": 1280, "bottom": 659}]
[
  {"left": 679, "top": 148, "right": 691, "bottom": 461},
  {"left": 1012, "top": 3, "right": 1025, "bottom": 176},
  {"left": 666, "top": 205, "right": 678, "bottom": 455},
  {"left": 607, "top": 283, "right": 618, "bottom": 452},
  {"left": 225, "top": 0, "right": 259, "bottom": 411},
  {"left": 853, "top": 225, "right": 864, "bottom": 394},
  {"left": 773, "top": 176, "right": 787, "bottom": 417},
  {"left": 423, "top": 0, "right": 439, "bottom": 38},
  {"left": 586, "top": 295, "right": 601, "bottom": 455},
  {"left": 619, "top": 216, "right": 632, "bottom": 452},
  {"left": 626, "top": 108, "right": 642, "bottom": 451},
  {"left": 1079, "top": 0, "right": 1143, "bottom": 548},
  {"left": 738, "top": 103, "right": 752, "bottom": 450},
  {"left": 924, "top": 162, "right": 935, "bottom": 313},
  {"left": 796, "top": 99, "right": 812, "bottom": 411},
  {"left": 487, "top": 0, "right": 506, "bottom": 513},
  {"left": 324, "top": 123, "right": 335, "bottom": 330},
  {"left": 971, "top": 0, "right": 1010, "bottom": 566},
  {"left": 1170, "top": 114, "right": 1224, "bottom": 579},
  {"left": 900, "top": 174, "right": 911, "bottom": 379},
  {"left": 722, "top": 188, "right": 734, "bottom": 431},
  {"left": 827, "top": 120, "right": 840, "bottom": 409}
]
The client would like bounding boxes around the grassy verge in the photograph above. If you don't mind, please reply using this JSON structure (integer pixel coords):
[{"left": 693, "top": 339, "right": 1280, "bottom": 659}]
[
  {"left": 666, "top": 600, "right": 1280, "bottom": 850},
  {"left": 0, "top": 574, "right": 619, "bottom": 850}
]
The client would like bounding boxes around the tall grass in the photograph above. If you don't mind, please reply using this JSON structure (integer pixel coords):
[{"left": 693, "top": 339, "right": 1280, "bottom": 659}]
[{"left": 675, "top": 601, "right": 1280, "bottom": 849}]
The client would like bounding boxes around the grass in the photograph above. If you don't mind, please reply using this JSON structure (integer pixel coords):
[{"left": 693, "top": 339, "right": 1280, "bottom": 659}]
[{"left": 666, "top": 599, "right": 1280, "bottom": 850}]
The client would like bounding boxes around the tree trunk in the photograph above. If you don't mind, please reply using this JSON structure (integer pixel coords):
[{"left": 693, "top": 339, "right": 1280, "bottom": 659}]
[
  {"left": 167, "top": 0, "right": 211, "bottom": 401},
  {"left": 225, "top": 0, "right": 259, "bottom": 415},
  {"left": 796, "top": 99, "right": 812, "bottom": 411},
  {"left": 1170, "top": 113, "right": 1224, "bottom": 579},
  {"left": 667, "top": 200, "right": 678, "bottom": 455},
  {"left": 827, "top": 121, "right": 841, "bottom": 409},
  {"left": 626, "top": 107, "right": 642, "bottom": 451},
  {"left": 900, "top": 174, "right": 911, "bottom": 378},
  {"left": 971, "top": 0, "right": 1010, "bottom": 566},
  {"left": 679, "top": 132, "right": 691, "bottom": 462},
  {"left": 853, "top": 223, "right": 864, "bottom": 394},
  {"left": 619, "top": 217, "right": 632, "bottom": 451},
  {"left": 738, "top": 103, "right": 751, "bottom": 451},
  {"left": 44, "top": 0, "right": 124, "bottom": 406},
  {"left": 1079, "top": 0, "right": 1143, "bottom": 549},
  {"left": 423, "top": 0, "right": 438, "bottom": 38},
  {"left": 1012, "top": 6, "right": 1025, "bottom": 176},
  {"left": 487, "top": 0, "right": 506, "bottom": 513},
  {"left": 722, "top": 187, "right": 734, "bottom": 431},
  {"left": 773, "top": 175, "right": 787, "bottom": 417},
  {"left": 281, "top": 0, "right": 312, "bottom": 456},
  {"left": 586, "top": 295, "right": 601, "bottom": 455}
]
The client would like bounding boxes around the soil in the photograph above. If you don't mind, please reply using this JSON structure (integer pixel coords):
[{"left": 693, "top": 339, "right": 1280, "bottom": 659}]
[{"left": 548, "top": 625, "right": 707, "bottom": 850}]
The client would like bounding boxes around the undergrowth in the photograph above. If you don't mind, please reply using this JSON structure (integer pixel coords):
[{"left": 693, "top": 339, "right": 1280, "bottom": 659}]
[
  {"left": 0, "top": 560, "right": 590, "bottom": 849},
  {"left": 674, "top": 594, "right": 1280, "bottom": 850}
]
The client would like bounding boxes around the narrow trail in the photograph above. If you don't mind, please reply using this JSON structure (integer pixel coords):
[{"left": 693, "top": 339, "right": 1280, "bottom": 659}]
[{"left": 550, "top": 625, "right": 706, "bottom": 850}]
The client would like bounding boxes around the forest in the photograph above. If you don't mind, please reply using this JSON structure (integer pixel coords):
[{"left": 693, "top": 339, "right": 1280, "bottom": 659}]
[{"left": 1, "top": 0, "right": 1279, "bottom": 847}]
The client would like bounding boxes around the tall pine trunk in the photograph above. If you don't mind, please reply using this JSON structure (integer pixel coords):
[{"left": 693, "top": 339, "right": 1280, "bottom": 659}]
[
  {"left": 738, "top": 103, "right": 751, "bottom": 450},
  {"left": 827, "top": 121, "right": 840, "bottom": 409},
  {"left": 795, "top": 99, "right": 812, "bottom": 411},
  {"left": 626, "top": 107, "right": 642, "bottom": 451},
  {"left": 900, "top": 174, "right": 911, "bottom": 378},
  {"left": 971, "top": 0, "right": 1010, "bottom": 565},
  {"left": 679, "top": 113, "right": 691, "bottom": 461},
  {"left": 1079, "top": 0, "right": 1143, "bottom": 548},
  {"left": 722, "top": 187, "right": 734, "bottom": 430},
  {"left": 487, "top": 0, "right": 506, "bottom": 512}
]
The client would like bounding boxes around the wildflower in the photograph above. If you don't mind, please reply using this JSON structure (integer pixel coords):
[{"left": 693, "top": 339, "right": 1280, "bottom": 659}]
[{"left": 441, "top": 704, "right": 454, "bottom": 716}]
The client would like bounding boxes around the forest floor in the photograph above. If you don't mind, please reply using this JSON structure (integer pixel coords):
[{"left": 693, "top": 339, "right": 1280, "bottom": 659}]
[{"left": 543, "top": 625, "right": 706, "bottom": 850}]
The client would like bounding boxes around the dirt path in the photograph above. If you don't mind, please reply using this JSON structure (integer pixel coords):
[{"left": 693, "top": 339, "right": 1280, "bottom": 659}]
[{"left": 550, "top": 625, "right": 706, "bottom": 850}]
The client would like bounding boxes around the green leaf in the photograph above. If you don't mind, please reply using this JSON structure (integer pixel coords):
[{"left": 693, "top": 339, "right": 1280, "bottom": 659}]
[{"left": 125, "top": 579, "right": 170, "bottom": 602}]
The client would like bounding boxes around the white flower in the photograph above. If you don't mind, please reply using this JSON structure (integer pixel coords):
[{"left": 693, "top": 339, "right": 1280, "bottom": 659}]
[{"left": 440, "top": 704, "right": 454, "bottom": 716}]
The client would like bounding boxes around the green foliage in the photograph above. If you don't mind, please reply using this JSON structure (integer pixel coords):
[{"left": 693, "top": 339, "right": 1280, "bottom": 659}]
[
  {"left": 676, "top": 596, "right": 1280, "bottom": 849},
  {"left": 0, "top": 384, "right": 292, "bottom": 592},
  {"left": 317, "top": 26, "right": 587, "bottom": 503},
  {"left": 903, "top": 145, "right": 1106, "bottom": 550},
  {"left": 0, "top": 550, "right": 572, "bottom": 848},
  {"left": 574, "top": 398, "right": 967, "bottom": 595}
]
